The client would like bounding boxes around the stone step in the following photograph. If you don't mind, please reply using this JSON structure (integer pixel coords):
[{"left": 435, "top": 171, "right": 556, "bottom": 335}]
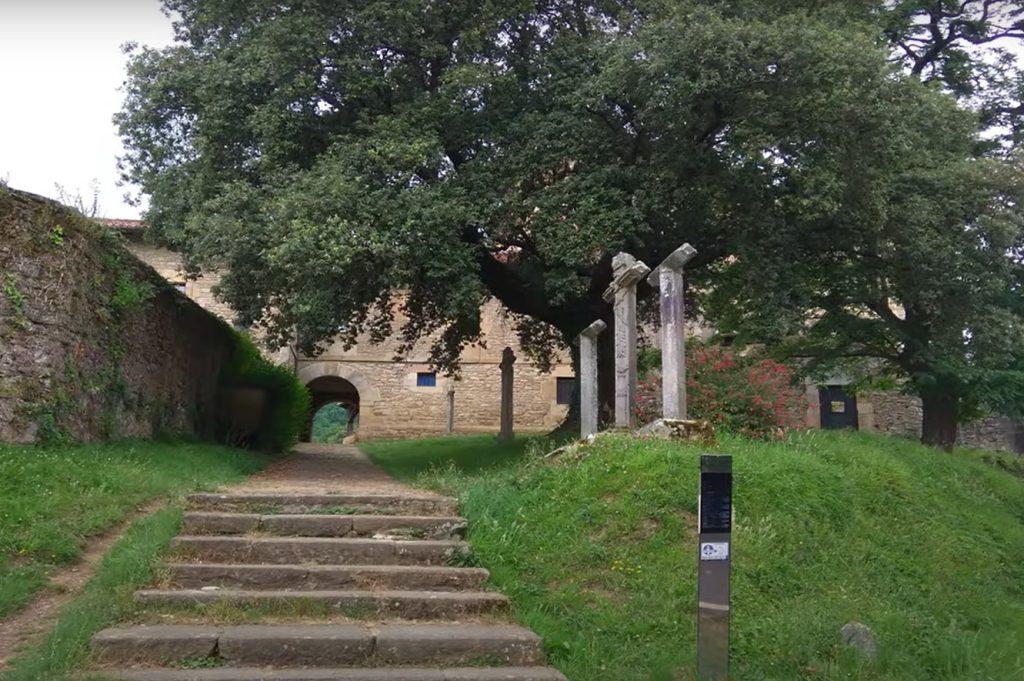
[
  {"left": 163, "top": 563, "right": 490, "bottom": 591},
  {"left": 133, "top": 589, "right": 509, "bottom": 619},
  {"left": 97, "top": 667, "right": 568, "bottom": 680},
  {"left": 92, "top": 624, "right": 544, "bottom": 667},
  {"left": 182, "top": 512, "right": 467, "bottom": 540},
  {"left": 170, "top": 536, "right": 467, "bottom": 566},
  {"left": 187, "top": 494, "right": 459, "bottom": 516}
]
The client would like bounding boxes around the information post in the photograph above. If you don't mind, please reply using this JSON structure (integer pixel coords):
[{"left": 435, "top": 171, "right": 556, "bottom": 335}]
[{"left": 697, "top": 454, "right": 732, "bottom": 680}]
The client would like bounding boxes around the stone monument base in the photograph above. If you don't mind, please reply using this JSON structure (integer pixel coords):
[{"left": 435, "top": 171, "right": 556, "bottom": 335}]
[{"left": 635, "top": 418, "right": 717, "bottom": 446}]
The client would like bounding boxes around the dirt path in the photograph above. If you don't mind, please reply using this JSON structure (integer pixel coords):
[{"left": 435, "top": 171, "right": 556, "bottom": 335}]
[
  {"left": 238, "top": 442, "right": 435, "bottom": 496},
  {"left": 0, "top": 499, "right": 163, "bottom": 670}
]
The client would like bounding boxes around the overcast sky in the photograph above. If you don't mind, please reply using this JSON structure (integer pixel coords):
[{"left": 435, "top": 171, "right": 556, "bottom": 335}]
[{"left": 0, "top": 0, "right": 173, "bottom": 219}]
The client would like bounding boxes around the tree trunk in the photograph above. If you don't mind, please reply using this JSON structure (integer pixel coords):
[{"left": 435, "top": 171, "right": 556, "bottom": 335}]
[{"left": 920, "top": 390, "right": 958, "bottom": 451}]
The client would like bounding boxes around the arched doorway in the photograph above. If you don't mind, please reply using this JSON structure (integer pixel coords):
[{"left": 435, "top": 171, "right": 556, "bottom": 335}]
[{"left": 304, "top": 375, "right": 360, "bottom": 442}]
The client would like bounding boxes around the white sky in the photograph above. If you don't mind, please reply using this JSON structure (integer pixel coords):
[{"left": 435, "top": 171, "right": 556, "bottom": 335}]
[{"left": 0, "top": 0, "right": 174, "bottom": 219}]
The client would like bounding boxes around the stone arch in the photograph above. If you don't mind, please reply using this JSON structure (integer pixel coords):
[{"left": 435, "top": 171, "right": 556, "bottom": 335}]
[
  {"left": 298, "top": 362, "right": 381, "bottom": 442},
  {"left": 297, "top": 361, "right": 381, "bottom": 404}
]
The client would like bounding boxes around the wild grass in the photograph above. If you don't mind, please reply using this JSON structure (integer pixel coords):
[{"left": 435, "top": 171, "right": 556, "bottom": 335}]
[
  {"left": 363, "top": 430, "right": 1024, "bottom": 681},
  {"left": 1, "top": 506, "right": 183, "bottom": 681},
  {"left": 0, "top": 440, "right": 274, "bottom": 617},
  {"left": 360, "top": 434, "right": 534, "bottom": 481}
]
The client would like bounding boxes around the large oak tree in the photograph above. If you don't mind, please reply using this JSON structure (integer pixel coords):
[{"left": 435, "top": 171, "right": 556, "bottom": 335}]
[{"left": 118, "top": 0, "right": 1024, "bottom": 447}]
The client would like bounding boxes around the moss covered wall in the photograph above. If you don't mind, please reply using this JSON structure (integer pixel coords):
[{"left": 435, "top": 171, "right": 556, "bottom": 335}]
[{"left": 0, "top": 187, "right": 234, "bottom": 443}]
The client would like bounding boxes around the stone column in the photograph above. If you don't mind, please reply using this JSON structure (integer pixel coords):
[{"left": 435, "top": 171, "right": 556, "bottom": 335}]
[
  {"left": 647, "top": 243, "right": 697, "bottom": 420},
  {"left": 498, "top": 347, "right": 516, "bottom": 442},
  {"left": 603, "top": 253, "right": 651, "bottom": 428},
  {"left": 445, "top": 384, "right": 456, "bottom": 434},
  {"left": 575, "top": 320, "right": 608, "bottom": 439}
]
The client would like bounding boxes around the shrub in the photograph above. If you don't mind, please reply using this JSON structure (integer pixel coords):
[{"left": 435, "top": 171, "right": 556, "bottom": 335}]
[
  {"left": 636, "top": 343, "right": 806, "bottom": 439},
  {"left": 220, "top": 333, "right": 310, "bottom": 452}
]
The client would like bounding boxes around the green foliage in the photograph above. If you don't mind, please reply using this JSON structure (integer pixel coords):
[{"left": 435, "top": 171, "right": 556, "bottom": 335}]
[
  {"left": 220, "top": 332, "right": 310, "bottom": 452},
  {"left": 311, "top": 402, "right": 349, "bottom": 443},
  {"left": 48, "top": 224, "right": 64, "bottom": 247},
  {"left": 0, "top": 440, "right": 271, "bottom": 618},
  {"left": 109, "top": 273, "right": 154, "bottom": 312},
  {"left": 636, "top": 344, "right": 806, "bottom": 438},
  {"left": 117, "top": 1, "right": 1024, "bottom": 445},
  {"left": 175, "top": 656, "right": 222, "bottom": 669},
  {"left": 365, "top": 431, "right": 1024, "bottom": 681},
  {"left": 2, "top": 272, "right": 27, "bottom": 330},
  {"left": 102, "top": 252, "right": 155, "bottom": 314},
  {"left": 23, "top": 386, "right": 75, "bottom": 445}
]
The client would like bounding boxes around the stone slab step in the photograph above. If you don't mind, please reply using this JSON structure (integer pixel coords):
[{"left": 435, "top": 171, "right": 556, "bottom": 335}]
[
  {"left": 133, "top": 589, "right": 509, "bottom": 619},
  {"left": 163, "top": 563, "right": 489, "bottom": 591},
  {"left": 93, "top": 624, "right": 543, "bottom": 667},
  {"left": 97, "top": 667, "right": 568, "bottom": 681},
  {"left": 170, "top": 537, "right": 467, "bottom": 566},
  {"left": 182, "top": 513, "right": 467, "bottom": 539},
  {"left": 187, "top": 494, "right": 459, "bottom": 516}
]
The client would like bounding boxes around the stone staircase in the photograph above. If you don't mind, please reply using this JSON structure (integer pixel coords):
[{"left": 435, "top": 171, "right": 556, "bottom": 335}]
[{"left": 89, "top": 492, "right": 566, "bottom": 681}]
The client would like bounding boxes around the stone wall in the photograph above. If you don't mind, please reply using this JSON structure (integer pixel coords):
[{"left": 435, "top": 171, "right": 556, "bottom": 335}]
[
  {"left": 0, "top": 188, "right": 235, "bottom": 443},
  {"left": 855, "top": 391, "right": 1018, "bottom": 453}
]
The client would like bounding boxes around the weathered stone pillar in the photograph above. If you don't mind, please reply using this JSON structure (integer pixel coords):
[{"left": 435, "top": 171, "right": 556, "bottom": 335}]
[
  {"left": 647, "top": 243, "right": 697, "bottom": 420},
  {"left": 575, "top": 320, "right": 608, "bottom": 439},
  {"left": 603, "top": 253, "right": 651, "bottom": 428},
  {"left": 445, "top": 384, "right": 455, "bottom": 434},
  {"left": 498, "top": 347, "right": 516, "bottom": 442}
]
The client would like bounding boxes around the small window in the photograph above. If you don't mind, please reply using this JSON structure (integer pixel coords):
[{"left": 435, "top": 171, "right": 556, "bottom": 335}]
[
  {"left": 416, "top": 372, "right": 437, "bottom": 387},
  {"left": 556, "top": 377, "right": 575, "bottom": 405}
]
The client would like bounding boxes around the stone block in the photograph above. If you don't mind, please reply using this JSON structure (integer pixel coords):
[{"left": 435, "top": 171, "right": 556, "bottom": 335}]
[
  {"left": 181, "top": 512, "right": 260, "bottom": 535},
  {"left": 260, "top": 514, "right": 355, "bottom": 536},
  {"left": 91, "top": 625, "right": 219, "bottom": 664},
  {"left": 375, "top": 624, "right": 544, "bottom": 665},
  {"left": 635, "top": 418, "right": 717, "bottom": 446},
  {"left": 218, "top": 625, "right": 373, "bottom": 666}
]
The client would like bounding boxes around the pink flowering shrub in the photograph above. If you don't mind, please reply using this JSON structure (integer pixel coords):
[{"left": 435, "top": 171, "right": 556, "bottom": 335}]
[{"left": 636, "top": 344, "right": 807, "bottom": 439}]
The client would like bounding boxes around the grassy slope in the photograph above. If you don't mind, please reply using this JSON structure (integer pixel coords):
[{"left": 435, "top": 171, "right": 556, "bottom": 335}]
[
  {"left": 363, "top": 431, "right": 1024, "bottom": 681},
  {"left": 0, "top": 440, "right": 273, "bottom": 617},
  {"left": 2, "top": 507, "right": 184, "bottom": 681}
]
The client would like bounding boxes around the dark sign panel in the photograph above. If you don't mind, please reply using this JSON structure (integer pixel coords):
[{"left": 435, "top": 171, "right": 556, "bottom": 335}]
[{"left": 699, "top": 456, "right": 732, "bottom": 534}]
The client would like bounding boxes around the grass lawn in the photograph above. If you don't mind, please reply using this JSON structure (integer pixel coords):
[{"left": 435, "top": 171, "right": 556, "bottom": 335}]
[
  {"left": 2, "top": 506, "right": 184, "bottom": 681},
  {"left": 360, "top": 434, "right": 535, "bottom": 480},
  {"left": 0, "top": 440, "right": 274, "bottom": 618},
  {"left": 362, "top": 430, "right": 1024, "bottom": 681}
]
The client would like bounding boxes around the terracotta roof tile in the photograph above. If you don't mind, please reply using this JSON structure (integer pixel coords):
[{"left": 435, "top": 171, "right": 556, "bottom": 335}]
[{"left": 97, "top": 218, "right": 145, "bottom": 230}]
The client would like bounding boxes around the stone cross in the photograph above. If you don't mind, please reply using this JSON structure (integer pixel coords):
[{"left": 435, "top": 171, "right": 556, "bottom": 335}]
[
  {"left": 498, "top": 347, "right": 516, "bottom": 442},
  {"left": 603, "top": 253, "right": 651, "bottom": 428},
  {"left": 445, "top": 383, "right": 455, "bottom": 434},
  {"left": 647, "top": 243, "right": 698, "bottom": 420},
  {"left": 575, "top": 319, "right": 608, "bottom": 439}
]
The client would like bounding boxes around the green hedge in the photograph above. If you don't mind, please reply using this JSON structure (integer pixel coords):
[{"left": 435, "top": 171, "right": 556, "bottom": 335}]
[{"left": 220, "top": 333, "right": 309, "bottom": 452}]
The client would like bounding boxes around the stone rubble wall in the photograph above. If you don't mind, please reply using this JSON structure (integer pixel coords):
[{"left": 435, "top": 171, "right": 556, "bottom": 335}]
[
  {"left": 0, "top": 188, "right": 235, "bottom": 443},
  {"left": 859, "top": 391, "right": 1018, "bottom": 453}
]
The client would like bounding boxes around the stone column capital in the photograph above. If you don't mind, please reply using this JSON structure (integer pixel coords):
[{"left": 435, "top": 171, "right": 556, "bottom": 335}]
[
  {"left": 647, "top": 243, "right": 697, "bottom": 286},
  {"left": 602, "top": 253, "right": 651, "bottom": 303},
  {"left": 574, "top": 319, "right": 608, "bottom": 345}
]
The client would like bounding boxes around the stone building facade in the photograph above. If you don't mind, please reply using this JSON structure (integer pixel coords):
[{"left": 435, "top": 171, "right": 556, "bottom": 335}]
[{"left": 106, "top": 220, "right": 574, "bottom": 440}]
